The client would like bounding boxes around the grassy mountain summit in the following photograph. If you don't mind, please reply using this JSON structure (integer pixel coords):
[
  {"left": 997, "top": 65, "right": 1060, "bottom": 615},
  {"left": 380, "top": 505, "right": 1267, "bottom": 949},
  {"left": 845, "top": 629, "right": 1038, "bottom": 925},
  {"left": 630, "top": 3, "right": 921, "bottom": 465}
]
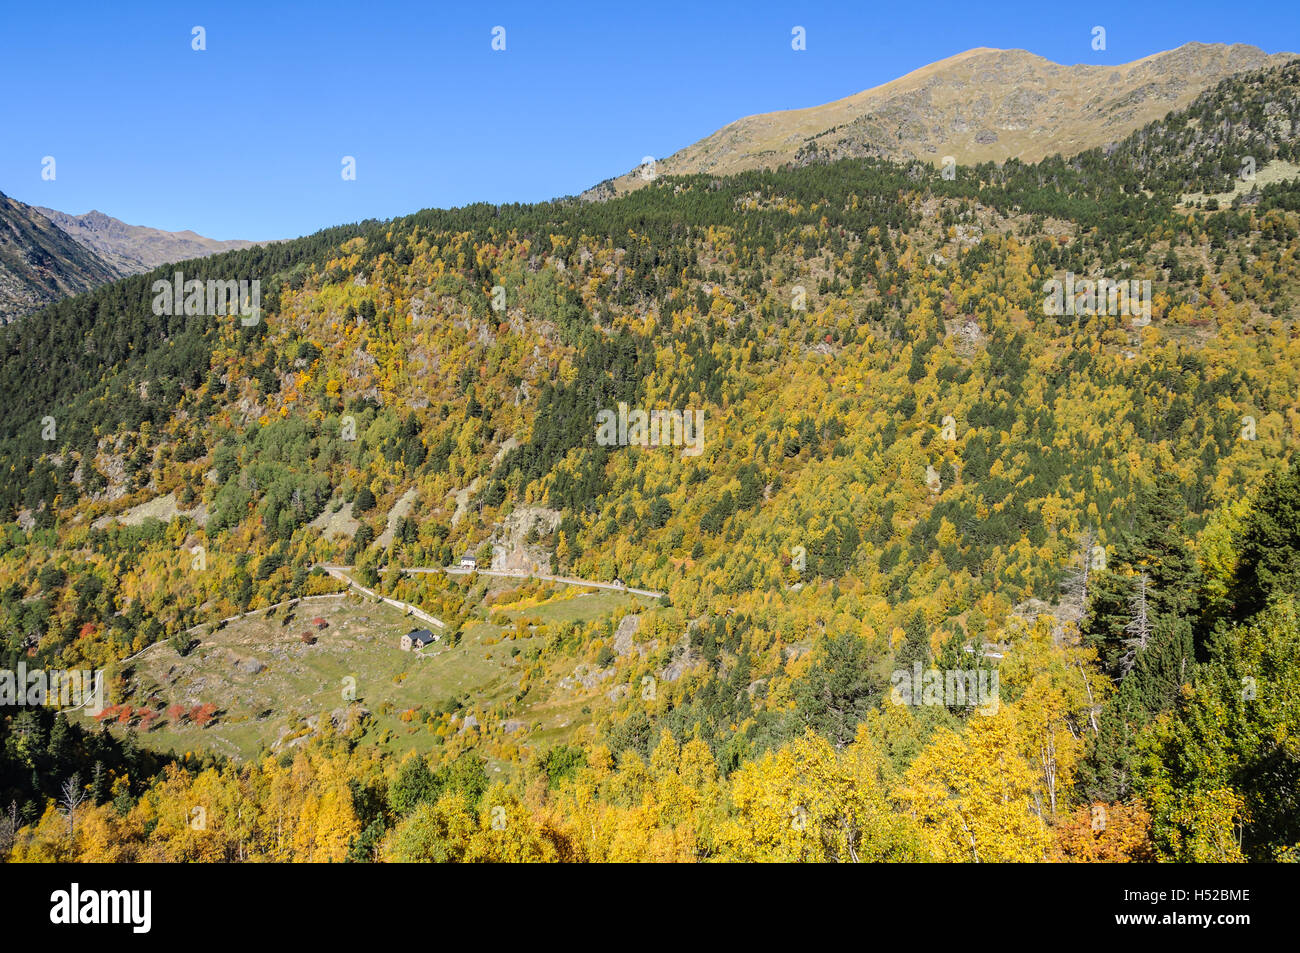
[
  {"left": 586, "top": 42, "right": 1296, "bottom": 199},
  {"left": 3, "top": 57, "right": 1300, "bottom": 863}
]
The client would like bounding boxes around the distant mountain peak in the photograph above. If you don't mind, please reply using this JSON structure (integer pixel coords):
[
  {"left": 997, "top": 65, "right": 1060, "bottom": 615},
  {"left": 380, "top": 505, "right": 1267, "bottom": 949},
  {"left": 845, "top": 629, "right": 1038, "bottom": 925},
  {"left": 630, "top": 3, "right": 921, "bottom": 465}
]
[
  {"left": 0, "top": 194, "right": 268, "bottom": 322},
  {"left": 31, "top": 206, "right": 259, "bottom": 276},
  {"left": 0, "top": 190, "right": 120, "bottom": 323}
]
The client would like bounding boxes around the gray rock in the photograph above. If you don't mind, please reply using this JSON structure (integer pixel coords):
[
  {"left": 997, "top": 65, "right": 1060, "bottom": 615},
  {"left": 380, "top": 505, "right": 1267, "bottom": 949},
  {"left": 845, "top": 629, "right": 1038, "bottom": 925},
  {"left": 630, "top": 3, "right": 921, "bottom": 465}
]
[
  {"left": 612, "top": 614, "right": 642, "bottom": 657},
  {"left": 660, "top": 634, "right": 697, "bottom": 683}
]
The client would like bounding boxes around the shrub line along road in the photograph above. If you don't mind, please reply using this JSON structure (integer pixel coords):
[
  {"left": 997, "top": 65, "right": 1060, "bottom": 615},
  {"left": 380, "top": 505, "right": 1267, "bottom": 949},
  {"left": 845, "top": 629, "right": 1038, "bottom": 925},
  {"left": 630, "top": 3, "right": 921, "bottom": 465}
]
[
  {"left": 318, "top": 565, "right": 665, "bottom": 635},
  {"left": 381, "top": 566, "right": 665, "bottom": 599},
  {"left": 319, "top": 566, "right": 448, "bottom": 630}
]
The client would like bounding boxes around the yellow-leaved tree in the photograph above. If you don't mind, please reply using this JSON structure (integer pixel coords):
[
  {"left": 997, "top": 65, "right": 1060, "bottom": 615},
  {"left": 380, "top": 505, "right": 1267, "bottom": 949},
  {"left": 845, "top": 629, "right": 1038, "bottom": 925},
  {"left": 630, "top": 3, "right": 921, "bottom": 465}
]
[
  {"left": 896, "top": 710, "right": 1050, "bottom": 862},
  {"left": 716, "top": 727, "right": 926, "bottom": 862}
]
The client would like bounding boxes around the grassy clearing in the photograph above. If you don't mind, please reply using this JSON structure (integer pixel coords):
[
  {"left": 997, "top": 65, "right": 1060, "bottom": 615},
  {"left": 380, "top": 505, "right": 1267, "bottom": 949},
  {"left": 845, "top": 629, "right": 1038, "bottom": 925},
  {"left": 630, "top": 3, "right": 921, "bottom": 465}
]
[
  {"left": 1179, "top": 159, "right": 1300, "bottom": 207},
  {"left": 490, "top": 586, "right": 651, "bottom": 626},
  {"left": 81, "top": 583, "right": 653, "bottom": 762}
]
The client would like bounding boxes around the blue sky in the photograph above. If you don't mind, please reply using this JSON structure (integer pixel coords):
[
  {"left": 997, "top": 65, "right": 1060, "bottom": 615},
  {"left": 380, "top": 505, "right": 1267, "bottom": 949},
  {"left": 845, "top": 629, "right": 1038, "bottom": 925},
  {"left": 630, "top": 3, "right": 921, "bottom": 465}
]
[{"left": 2, "top": 0, "right": 1297, "bottom": 241}]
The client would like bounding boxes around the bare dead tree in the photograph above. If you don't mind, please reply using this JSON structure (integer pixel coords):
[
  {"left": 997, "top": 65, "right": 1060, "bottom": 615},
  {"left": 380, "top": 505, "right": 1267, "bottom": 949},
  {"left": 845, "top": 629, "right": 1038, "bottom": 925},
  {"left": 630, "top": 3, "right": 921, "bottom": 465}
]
[
  {"left": 1061, "top": 528, "right": 1097, "bottom": 609},
  {"left": 1075, "top": 661, "right": 1101, "bottom": 735},
  {"left": 1120, "top": 573, "right": 1153, "bottom": 675},
  {"left": 58, "top": 774, "right": 88, "bottom": 844}
]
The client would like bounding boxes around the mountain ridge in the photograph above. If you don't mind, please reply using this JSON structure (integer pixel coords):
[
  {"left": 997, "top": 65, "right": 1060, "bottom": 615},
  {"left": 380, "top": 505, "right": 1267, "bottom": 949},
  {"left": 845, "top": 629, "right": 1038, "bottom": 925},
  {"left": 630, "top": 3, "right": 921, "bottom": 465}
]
[
  {"left": 0, "top": 191, "right": 265, "bottom": 322},
  {"left": 0, "top": 190, "right": 121, "bottom": 323},
  {"left": 585, "top": 41, "right": 1297, "bottom": 199},
  {"left": 32, "top": 205, "right": 259, "bottom": 275}
]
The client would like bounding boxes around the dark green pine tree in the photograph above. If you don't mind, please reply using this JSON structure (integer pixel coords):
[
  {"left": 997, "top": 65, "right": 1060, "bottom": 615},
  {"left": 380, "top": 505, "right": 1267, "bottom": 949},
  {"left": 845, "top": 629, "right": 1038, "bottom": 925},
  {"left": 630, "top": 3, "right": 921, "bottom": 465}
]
[
  {"left": 1079, "top": 473, "right": 1201, "bottom": 800},
  {"left": 1230, "top": 460, "right": 1300, "bottom": 623},
  {"left": 794, "top": 631, "right": 881, "bottom": 748},
  {"left": 1118, "top": 472, "right": 1199, "bottom": 619},
  {"left": 353, "top": 485, "right": 376, "bottom": 514},
  {"left": 895, "top": 610, "right": 931, "bottom": 670},
  {"left": 45, "top": 713, "right": 72, "bottom": 773},
  {"left": 1130, "top": 616, "right": 1195, "bottom": 711},
  {"left": 1082, "top": 473, "right": 1199, "bottom": 679},
  {"left": 1077, "top": 617, "right": 1194, "bottom": 802},
  {"left": 1080, "top": 569, "right": 1132, "bottom": 678},
  {"left": 1077, "top": 681, "right": 1145, "bottom": 802}
]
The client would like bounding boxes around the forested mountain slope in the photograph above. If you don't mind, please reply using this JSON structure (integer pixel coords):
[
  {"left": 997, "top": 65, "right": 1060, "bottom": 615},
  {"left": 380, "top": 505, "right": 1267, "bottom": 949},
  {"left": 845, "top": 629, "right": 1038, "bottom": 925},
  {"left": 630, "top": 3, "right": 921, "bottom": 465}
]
[{"left": 4, "top": 60, "right": 1300, "bottom": 863}]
